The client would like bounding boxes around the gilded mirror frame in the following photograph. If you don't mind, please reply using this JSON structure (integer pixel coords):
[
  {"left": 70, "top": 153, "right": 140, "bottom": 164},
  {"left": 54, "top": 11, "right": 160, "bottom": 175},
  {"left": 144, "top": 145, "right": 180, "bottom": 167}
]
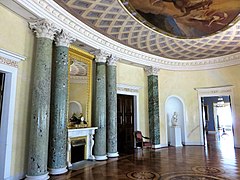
[{"left": 68, "top": 45, "right": 94, "bottom": 127}]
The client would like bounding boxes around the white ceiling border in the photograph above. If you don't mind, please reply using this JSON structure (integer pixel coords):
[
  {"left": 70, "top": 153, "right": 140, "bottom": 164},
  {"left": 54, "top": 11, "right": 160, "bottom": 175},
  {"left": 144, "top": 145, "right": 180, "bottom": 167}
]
[{"left": 12, "top": 0, "right": 240, "bottom": 71}]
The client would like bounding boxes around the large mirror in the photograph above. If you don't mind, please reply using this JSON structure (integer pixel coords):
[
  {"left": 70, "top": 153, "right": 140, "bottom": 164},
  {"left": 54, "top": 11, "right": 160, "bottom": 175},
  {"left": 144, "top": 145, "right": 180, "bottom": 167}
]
[{"left": 68, "top": 45, "right": 94, "bottom": 128}]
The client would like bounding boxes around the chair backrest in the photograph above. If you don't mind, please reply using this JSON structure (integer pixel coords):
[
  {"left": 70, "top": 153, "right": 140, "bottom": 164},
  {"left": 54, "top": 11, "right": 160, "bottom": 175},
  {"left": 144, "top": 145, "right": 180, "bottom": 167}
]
[{"left": 134, "top": 131, "right": 143, "bottom": 143}]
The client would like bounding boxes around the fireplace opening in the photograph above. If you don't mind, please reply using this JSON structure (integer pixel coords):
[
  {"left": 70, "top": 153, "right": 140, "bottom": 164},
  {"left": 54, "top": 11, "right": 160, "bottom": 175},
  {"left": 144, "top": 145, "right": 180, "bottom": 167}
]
[{"left": 71, "top": 138, "right": 86, "bottom": 164}]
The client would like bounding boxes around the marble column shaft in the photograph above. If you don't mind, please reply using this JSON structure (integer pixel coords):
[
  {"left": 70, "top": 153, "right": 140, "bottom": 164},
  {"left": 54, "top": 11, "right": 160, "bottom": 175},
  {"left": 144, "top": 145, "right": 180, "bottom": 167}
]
[
  {"left": 48, "top": 31, "right": 75, "bottom": 174},
  {"left": 106, "top": 56, "right": 119, "bottom": 157},
  {"left": 27, "top": 23, "right": 60, "bottom": 178},
  {"left": 148, "top": 74, "right": 160, "bottom": 145},
  {"left": 93, "top": 51, "right": 108, "bottom": 160}
]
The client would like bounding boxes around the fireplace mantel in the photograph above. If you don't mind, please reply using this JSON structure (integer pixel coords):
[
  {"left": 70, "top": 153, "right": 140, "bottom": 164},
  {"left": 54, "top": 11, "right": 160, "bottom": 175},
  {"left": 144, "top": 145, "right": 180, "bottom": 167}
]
[{"left": 67, "top": 127, "right": 97, "bottom": 168}]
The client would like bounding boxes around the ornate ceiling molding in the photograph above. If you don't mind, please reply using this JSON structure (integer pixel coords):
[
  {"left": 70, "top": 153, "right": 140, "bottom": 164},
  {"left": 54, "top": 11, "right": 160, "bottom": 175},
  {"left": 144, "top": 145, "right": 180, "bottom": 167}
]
[{"left": 14, "top": 0, "right": 240, "bottom": 71}]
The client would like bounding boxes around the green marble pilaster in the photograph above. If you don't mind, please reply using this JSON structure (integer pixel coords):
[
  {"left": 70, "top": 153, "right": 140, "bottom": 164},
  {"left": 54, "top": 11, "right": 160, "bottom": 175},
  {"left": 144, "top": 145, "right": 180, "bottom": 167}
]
[
  {"left": 27, "top": 19, "right": 60, "bottom": 179},
  {"left": 48, "top": 31, "right": 75, "bottom": 175},
  {"left": 93, "top": 51, "right": 108, "bottom": 160},
  {"left": 106, "top": 56, "right": 119, "bottom": 158},
  {"left": 146, "top": 67, "right": 160, "bottom": 146}
]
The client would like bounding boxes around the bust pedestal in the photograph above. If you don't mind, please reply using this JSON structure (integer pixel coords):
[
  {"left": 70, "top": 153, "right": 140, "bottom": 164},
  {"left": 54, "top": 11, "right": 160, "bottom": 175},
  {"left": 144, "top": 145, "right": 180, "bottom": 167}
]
[{"left": 170, "top": 126, "right": 182, "bottom": 147}]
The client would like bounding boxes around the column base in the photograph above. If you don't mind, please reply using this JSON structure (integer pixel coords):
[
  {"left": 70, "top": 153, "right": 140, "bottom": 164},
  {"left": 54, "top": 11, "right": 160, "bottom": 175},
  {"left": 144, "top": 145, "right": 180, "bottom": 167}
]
[
  {"left": 152, "top": 144, "right": 162, "bottom": 149},
  {"left": 95, "top": 155, "right": 108, "bottom": 161},
  {"left": 48, "top": 166, "right": 68, "bottom": 175},
  {"left": 107, "top": 152, "right": 119, "bottom": 158},
  {"left": 26, "top": 173, "right": 49, "bottom": 180}
]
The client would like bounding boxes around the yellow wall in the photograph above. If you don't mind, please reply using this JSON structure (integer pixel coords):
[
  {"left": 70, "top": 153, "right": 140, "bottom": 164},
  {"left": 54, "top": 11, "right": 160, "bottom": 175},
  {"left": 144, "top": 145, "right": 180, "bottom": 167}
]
[
  {"left": 117, "top": 62, "right": 149, "bottom": 136},
  {"left": 0, "top": 4, "right": 34, "bottom": 177},
  {"left": 159, "top": 65, "right": 240, "bottom": 145},
  {"left": 1, "top": 2, "right": 240, "bottom": 179}
]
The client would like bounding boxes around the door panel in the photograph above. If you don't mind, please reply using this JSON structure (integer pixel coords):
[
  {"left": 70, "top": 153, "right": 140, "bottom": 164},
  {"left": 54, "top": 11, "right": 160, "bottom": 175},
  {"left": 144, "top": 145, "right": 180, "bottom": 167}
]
[{"left": 117, "top": 94, "right": 134, "bottom": 154}]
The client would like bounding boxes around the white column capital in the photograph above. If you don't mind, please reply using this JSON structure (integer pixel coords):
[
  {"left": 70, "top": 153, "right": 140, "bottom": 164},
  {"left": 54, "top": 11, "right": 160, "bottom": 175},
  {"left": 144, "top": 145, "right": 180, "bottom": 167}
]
[
  {"left": 55, "top": 30, "right": 76, "bottom": 47},
  {"left": 107, "top": 55, "right": 119, "bottom": 66},
  {"left": 28, "top": 19, "right": 61, "bottom": 40},
  {"left": 144, "top": 66, "right": 160, "bottom": 76},
  {"left": 92, "top": 49, "right": 110, "bottom": 63}
]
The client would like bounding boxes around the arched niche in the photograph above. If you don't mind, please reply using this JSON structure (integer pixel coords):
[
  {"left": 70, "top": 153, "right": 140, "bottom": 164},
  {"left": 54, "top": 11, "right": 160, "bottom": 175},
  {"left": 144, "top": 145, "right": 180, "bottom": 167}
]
[{"left": 165, "top": 96, "right": 186, "bottom": 145}]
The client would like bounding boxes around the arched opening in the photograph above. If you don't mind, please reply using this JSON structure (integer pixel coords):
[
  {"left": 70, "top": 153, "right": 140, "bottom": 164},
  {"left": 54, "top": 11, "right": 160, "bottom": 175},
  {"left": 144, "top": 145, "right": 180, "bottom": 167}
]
[{"left": 165, "top": 96, "right": 186, "bottom": 146}]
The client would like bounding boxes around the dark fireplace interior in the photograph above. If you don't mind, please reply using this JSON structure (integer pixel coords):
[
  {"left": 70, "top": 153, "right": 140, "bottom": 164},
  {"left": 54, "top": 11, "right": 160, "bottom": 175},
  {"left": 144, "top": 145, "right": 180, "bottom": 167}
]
[{"left": 71, "top": 138, "right": 86, "bottom": 164}]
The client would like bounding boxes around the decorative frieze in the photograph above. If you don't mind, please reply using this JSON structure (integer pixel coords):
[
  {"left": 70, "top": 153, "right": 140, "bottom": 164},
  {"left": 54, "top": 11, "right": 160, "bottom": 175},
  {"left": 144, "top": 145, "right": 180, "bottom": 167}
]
[
  {"left": 17, "top": 1, "right": 240, "bottom": 70},
  {"left": 55, "top": 30, "right": 76, "bottom": 47},
  {"left": 144, "top": 66, "right": 160, "bottom": 76},
  {"left": 0, "top": 56, "right": 18, "bottom": 68},
  {"left": 117, "top": 84, "right": 142, "bottom": 93},
  {"left": 29, "top": 19, "right": 61, "bottom": 40}
]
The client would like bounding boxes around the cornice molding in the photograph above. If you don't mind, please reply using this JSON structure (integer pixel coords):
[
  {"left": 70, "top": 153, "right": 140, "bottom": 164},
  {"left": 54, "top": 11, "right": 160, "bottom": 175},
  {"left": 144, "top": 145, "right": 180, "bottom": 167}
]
[
  {"left": 194, "top": 85, "right": 234, "bottom": 96},
  {"left": 14, "top": 0, "right": 240, "bottom": 71}
]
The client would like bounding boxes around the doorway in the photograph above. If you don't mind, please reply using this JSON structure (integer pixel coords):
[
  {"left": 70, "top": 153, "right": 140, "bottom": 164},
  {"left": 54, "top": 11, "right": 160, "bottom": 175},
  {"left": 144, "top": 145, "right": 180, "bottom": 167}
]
[
  {"left": 202, "top": 96, "right": 234, "bottom": 148},
  {"left": 117, "top": 94, "right": 134, "bottom": 154}
]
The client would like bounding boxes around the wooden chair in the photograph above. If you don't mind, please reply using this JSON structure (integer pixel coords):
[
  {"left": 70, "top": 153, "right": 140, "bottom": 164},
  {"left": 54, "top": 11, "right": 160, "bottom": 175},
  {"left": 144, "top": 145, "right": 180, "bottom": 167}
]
[{"left": 133, "top": 131, "right": 152, "bottom": 156}]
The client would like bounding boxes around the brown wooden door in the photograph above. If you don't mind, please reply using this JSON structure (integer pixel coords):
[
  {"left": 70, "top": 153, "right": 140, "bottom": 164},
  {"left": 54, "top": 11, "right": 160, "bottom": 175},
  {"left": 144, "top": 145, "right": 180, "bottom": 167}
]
[{"left": 117, "top": 94, "right": 134, "bottom": 154}]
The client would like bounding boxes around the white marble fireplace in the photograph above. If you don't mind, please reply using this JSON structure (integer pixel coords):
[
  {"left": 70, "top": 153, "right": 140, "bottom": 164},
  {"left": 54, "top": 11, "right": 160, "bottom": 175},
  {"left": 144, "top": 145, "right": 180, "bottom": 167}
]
[{"left": 67, "top": 127, "right": 97, "bottom": 168}]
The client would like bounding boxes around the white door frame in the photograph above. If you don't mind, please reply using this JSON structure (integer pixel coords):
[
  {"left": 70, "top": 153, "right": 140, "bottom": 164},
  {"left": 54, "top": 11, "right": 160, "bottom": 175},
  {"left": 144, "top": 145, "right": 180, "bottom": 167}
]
[
  {"left": 0, "top": 49, "right": 25, "bottom": 179},
  {"left": 117, "top": 84, "right": 141, "bottom": 132},
  {"left": 195, "top": 85, "right": 236, "bottom": 147}
]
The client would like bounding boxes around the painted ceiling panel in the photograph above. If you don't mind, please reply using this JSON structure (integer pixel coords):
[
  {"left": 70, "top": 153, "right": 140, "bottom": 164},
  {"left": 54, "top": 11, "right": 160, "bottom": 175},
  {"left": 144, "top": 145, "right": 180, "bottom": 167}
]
[{"left": 54, "top": 0, "right": 240, "bottom": 60}]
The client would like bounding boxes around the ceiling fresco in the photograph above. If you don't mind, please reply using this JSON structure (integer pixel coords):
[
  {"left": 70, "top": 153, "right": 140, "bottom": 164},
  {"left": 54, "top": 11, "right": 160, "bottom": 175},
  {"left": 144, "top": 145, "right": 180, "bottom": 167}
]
[
  {"left": 123, "top": 0, "right": 240, "bottom": 38},
  {"left": 54, "top": 0, "right": 240, "bottom": 60}
]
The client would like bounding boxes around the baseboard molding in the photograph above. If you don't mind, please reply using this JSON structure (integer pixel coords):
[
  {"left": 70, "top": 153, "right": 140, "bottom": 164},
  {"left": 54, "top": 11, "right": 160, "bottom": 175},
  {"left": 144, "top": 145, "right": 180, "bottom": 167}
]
[
  {"left": 5, "top": 172, "right": 25, "bottom": 180},
  {"left": 184, "top": 142, "right": 203, "bottom": 146},
  {"left": 152, "top": 144, "right": 168, "bottom": 149}
]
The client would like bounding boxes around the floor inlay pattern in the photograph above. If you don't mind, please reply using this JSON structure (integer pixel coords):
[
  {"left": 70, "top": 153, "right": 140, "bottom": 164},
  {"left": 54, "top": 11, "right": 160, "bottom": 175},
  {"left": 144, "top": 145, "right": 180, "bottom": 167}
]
[
  {"left": 50, "top": 134, "right": 239, "bottom": 180},
  {"left": 126, "top": 171, "right": 160, "bottom": 179},
  {"left": 192, "top": 166, "right": 225, "bottom": 175},
  {"left": 159, "top": 172, "right": 228, "bottom": 180}
]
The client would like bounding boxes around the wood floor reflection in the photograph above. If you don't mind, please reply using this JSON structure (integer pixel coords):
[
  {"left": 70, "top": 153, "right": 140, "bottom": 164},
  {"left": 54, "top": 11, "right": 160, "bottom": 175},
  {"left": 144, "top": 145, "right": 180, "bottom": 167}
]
[{"left": 50, "top": 134, "right": 240, "bottom": 179}]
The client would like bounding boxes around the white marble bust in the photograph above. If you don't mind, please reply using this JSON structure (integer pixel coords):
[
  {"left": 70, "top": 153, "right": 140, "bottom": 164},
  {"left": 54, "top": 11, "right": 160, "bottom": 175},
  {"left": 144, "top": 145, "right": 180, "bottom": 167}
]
[{"left": 171, "top": 112, "right": 178, "bottom": 126}]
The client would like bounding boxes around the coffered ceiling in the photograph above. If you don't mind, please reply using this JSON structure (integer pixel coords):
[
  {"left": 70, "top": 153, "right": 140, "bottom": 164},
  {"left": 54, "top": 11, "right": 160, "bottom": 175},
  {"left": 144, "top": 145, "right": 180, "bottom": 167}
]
[{"left": 54, "top": 0, "right": 240, "bottom": 60}]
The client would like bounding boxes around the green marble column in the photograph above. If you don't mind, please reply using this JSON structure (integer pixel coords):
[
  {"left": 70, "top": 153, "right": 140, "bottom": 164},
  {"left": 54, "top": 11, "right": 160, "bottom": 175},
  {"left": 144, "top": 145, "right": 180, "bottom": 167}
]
[
  {"left": 93, "top": 50, "right": 109, "bottom": 160},
  {"left": 48, "top": 31, "right": 75, "bottom": 175},
  {"left": 145, "top": 67, "right": 161, "bottom": 148},
  {"left": 106, "top": 56, "right": 119, "bottom": 158},
  {"left": 26, "top": 20, "right": 60, "bottom": 179}
]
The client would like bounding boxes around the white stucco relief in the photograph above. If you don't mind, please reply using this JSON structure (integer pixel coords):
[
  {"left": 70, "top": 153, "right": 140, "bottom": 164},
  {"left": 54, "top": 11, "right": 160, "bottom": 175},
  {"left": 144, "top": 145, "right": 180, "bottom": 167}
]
[{"left": 11, "top": 0, "right": 240, "bottom": 71}]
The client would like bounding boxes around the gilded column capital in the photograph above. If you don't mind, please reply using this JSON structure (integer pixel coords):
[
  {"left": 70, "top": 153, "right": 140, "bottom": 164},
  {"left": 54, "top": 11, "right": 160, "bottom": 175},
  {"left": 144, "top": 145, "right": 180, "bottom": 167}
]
[
  {"left": 107, "top": 55, "right": 119, "bottom": 66},
  {"left": 55, "top": 30, "right": 76, "bottom": 47},
  {"left": 28, "top": 19, "right": 61, "bottom": 40},
  {"left": 144, "top": 66, "right": 160, "bottom": 76},
  {"left": 92, "top": 49, "right": 110, "bottom": 63}
]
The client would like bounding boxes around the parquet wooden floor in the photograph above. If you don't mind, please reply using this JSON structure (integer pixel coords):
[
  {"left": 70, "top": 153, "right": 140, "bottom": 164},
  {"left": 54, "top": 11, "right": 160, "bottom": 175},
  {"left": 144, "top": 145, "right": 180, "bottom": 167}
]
[{"left": 50, "top": 133, "right": 240, "bottom": 179}]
